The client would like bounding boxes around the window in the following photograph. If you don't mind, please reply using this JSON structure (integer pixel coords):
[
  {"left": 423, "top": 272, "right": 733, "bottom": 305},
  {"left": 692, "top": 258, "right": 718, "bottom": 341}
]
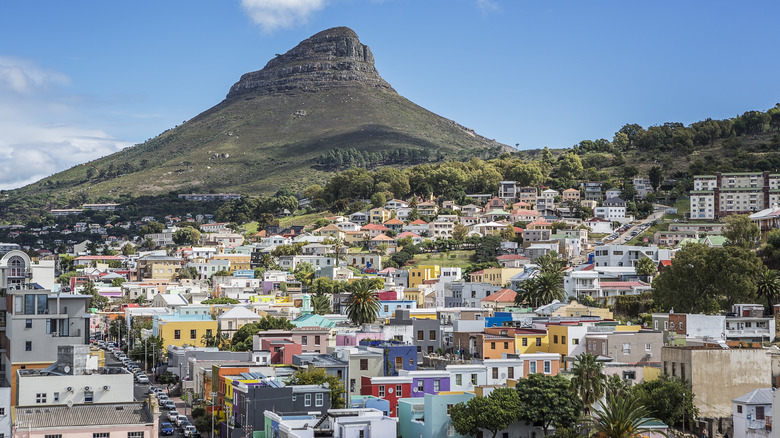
[
  {"left": 315, "top": 393, "right": 324, "bottom": 407},
  {"left": 53, "top": 392, "right": 59, "bottom": 402},
  {"left": 395, "top": 356, "right": 402, "bottom": 368},
  {"left": 396, "top": 385, "right": 403, "bottom": 395},
  {"left": 492, "top": 367, "right": 499, "bottom": 379},
  {"left": 417, "top": 380, "right": 424, "bottom": 391},
  {"left": 433, "top": 379, "right": 440, "bottom": 392},
  {"left": 664, "top": 321, "right": 668, "bottom": 330},
  {"left": 378, "top": 385, "right": 385, "bottom": 397},
  {"left": 85, "top": 390, "right": 94, "bottom": 403},
  {"left": 508, "top": 367, "right": 514, "bottom": 379},
  {"left": 623, "top": 371, "right": 636, "bottom": 380},
  {"left": 471, "top": 374, "right": 478, "bottom": 385},
  {"left": 206, "top": 329, "right": 212, "bottom": 338},
  {"left": 174, "top": 330, "right": 181, "bottom": 340},
  {"left": 409, "top": 358, "right": 414, "bottom": 366},
  {"left": 455, "top": 374, "right": 462, "bottom": 385},
  {"left": 190, "top": 329, "right": 197, "bottom": 340},
  {"left": 529, "top": 361, "right": 537, "bottom": 374},
  {"left": 491, "top": 342, "right": 496, "bottom": 350},
  {"left": 536, "top": 338, "right": 542, "bottom": 346},
  {"left": 304, "top": 393, "right": 312, "bottom": 406},
  {"left": 315, "top": 335, "right": 321, "bottom": 346},
  {"left": 737, "top": 405, "right": 743, "bottom": 413},
  {"left": 553, "top": 335, "right": 558, "bottom": 344},
  {"left": 572, "top": 338, "right": 579, "bottom": 345},
  {"left": 127, "top": 433, "right": 144, "bottom": 438},
  {"left": 45, "top": 436, "right": 63, "bottom": 438},
  {"left": 36, "top": 393, "right": 46, "bottom": 403},
  {"left": 681, "top": 363, "right": 686, "bottom": 381},
  {"left": 429, "top": 330, "right": 436, "bottom": 340},
  {"left": 360, "top": 359, "right": 368, "bottom": 370},
  {"left": 417, "top": 331, "right": 424, "bottom": 341},
  {"left": 93, "top": 433, "right": 110, "bottom": 438},
  {"left": 544, "top": 361, "right": 551, "bottom": 374},
  {"left": 756, "top": 406, "right": 765, "bottom": 420},
  {"left": 427, "top": 346, "right": 434, "bottom": 354},
  {"left": 25, "top": 341, "right": 32, "bottom": 351},
  {"left": 25, "top": 319, "right": 32, "bottom": 328},
  {"left": 504, "top": 341, "right": 509, "bottom": 349},
  {"left": 561, "top": 336, "right": 566, "bottom": 345},
  {"left": 522, "top": 338, "right": 528, "bottom": 347},
  {"left": 672, "top": 362, "right": 677, "bottom": 376},
  {"left": 301, "top": 336, "right": 308, "bottom": 345}
]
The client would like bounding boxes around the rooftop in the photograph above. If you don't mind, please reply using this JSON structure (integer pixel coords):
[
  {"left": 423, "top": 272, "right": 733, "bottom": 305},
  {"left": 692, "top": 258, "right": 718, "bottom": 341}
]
[{"left": 14, "top": 402, "right": 153, "bottom": 429}]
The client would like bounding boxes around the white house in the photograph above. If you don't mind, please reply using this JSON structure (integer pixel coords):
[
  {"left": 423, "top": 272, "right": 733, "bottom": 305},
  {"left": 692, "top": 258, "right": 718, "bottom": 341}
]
[{"left": 732, "top": 388, "right": 772, "bottom": 438}]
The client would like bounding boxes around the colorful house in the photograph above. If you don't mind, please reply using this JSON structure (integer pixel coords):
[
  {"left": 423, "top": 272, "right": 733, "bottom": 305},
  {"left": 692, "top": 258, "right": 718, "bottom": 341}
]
[
  {"left": 154, "top": 314, "right": 218, "bottom": 348},
  {"left": 408, "top": 265, "right": 441, "bottom": 288},
  {"left": 360, "top": 375, "right": 412, "bottom": 417}
]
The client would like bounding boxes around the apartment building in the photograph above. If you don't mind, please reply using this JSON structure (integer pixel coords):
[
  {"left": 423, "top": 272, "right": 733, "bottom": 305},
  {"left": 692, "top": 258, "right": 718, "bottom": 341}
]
[{"left": 691, "top": 172, "right": 780, "bottom": 219}]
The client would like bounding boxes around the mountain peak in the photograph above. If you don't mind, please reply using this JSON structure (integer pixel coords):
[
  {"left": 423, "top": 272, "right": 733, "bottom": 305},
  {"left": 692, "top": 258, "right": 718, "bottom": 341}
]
[{"left": 226, "top": 26, "right": 392, "bottom": 99}]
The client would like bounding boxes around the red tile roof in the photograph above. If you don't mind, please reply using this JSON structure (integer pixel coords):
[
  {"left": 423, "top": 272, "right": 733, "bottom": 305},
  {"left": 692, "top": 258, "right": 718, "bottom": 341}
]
[
  {"left": 362, "top": 224, "right": 390, "bottom": 231},
  {"left": 409, "top": 219, "right": 428, "bottom": 225},
  {"left": 496, "top": 254, "right": 528, "bottom": 260},
  {"left": 383, "top": 218, "right": 404, "bottom": 225},
  {"left": 481, "top": 288, "right": 517, "bottom": 302},
  {"left": 599, "top": 281, "right": 645, "bottom": 289}
]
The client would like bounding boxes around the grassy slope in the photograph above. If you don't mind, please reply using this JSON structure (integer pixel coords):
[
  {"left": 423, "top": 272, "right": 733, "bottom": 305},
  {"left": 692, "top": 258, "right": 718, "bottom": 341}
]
[
  {"left": 14, "top": 87, "right": 503, "bottom": 206},
  {"left": 410, "top": 250, "right": 475, "bottom": 268}
]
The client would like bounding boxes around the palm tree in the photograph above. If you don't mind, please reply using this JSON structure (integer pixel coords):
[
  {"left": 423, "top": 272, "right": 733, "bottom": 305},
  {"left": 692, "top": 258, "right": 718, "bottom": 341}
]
[
  {"left": 570, "top": 352, "right": 606, "bottom": 416},
  {"left": 311, "top": 292, "right": 331, "bottom": 315},
  {"left": 345, "top": 281, "right": 380, "bottom": 326},
  {"left": 635, "top": 257, "right": 657, "bottom": 282},
  {"left": 756, "top": 267, "right": 780, "bottom": 314},
  {"left": 535, "top": 251, "right": 566, "bottom": 274},
  {"left": 586, "top": 394, "right": 668, "bottom": 438}
]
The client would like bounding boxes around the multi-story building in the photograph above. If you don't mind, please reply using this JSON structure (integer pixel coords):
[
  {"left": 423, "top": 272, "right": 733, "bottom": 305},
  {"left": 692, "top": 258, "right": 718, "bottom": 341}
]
[
  {"left": 691, "top": 172, "right": 780, "bottom": 219},
  {"left": 582, "top": 182, "right": 603, "bottom": 201},
  {"left": 498, "top": 181, "right": 518, "bottom": 203},
  {"left": 633, "top": 177, "right": 653, "bottom": 199},
  {"left": 518, "top": 186, "right": 538, "bottom": 205},
  {"left": 592, "top": 245, "right": 671, "bottom": 268},
  {"left": 562, "top": 188, "right": 580, "bottom": 203}
]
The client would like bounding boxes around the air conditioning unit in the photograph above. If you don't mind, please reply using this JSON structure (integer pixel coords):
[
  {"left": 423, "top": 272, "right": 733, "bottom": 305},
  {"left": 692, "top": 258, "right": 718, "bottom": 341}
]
[
  {"left": 647, "top": 352, "right": 653, "bottom": 358},
  {"left": 66, "top": 387, "right": 73, "bottom": 392},
  {"left": 103, "top": 385, "right": 110, "bottom": 391},
  {"left": 84, "top": 386, "right": 92, "bottom": 391}
]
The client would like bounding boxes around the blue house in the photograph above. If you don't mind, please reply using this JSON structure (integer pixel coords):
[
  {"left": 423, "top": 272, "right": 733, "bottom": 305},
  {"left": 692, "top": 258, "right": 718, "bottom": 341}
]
[
  {"left": 398, "top": 392, "right": 474, "bottom": 438},
  {"left": 378, "top": 300, "right": 417, "bottom": 318},
  {"left": 360, "top": 340, "right": 417, "bottom": 376},
  {"left": 485, "top": 311, "right": 513, "bottom": 328},
  {"left": 350, "top": 395, "right": 391, "bottom": 416}
]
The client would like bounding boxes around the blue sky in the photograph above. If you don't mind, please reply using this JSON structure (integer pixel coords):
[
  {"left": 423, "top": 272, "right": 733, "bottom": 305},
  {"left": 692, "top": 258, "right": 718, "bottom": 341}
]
[{"left": 1, "top": 1, "right": 779, "bottom": 189}]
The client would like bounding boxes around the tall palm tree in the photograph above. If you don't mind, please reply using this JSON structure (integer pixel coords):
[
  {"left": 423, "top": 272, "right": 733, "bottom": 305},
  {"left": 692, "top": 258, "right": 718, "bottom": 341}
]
[
  {"left": 570, "top": 352, "right": 606, "bottom": 416},
  {"left": 535, "top": 251, "right": 566, "bottom": 274},
  {"left": 585, "top": 394, "right": 668, "bottom": 438},
  {"left": 635, "top": 257, "right": 657, "bottom": 282},
  {"left": 311, "top": 292, "right": 331, "bottom": 315},
  {"left": 756, "top": 267, "right": 780, "bottom": 314},
  {"left": 345, "top": 281, "right": 380, "bottom": 326}
]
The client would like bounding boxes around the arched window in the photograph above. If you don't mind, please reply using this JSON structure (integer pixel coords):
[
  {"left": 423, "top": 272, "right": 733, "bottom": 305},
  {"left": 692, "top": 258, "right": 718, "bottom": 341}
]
[{"left": 8, "top": 255, "right": 26, "bottom": 277}]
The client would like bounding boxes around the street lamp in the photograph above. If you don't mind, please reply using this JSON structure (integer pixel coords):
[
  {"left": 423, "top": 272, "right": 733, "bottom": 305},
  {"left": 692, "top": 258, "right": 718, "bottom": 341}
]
[{"left": 209, "top": 391, "right": 217, "bottom": 438}]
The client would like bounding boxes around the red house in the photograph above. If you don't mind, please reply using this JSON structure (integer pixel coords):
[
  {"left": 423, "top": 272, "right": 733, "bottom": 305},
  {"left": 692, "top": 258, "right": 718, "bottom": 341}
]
[{"left": 360, "top": 375, "right": 412, "bottom": 417}]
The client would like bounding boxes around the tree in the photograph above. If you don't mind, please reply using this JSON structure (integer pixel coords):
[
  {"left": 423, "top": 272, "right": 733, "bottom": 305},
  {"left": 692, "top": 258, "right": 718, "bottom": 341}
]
[
  {"left": 723, "top": 214, "right": 760, "bottom": 249},
  {"left": 450, "top": 388, "right": 521, "bottom": 438},
  {"left": 585, "top": 393, "right": 668, "bottom": 438},
  {"left": 631, "top": 374, "right": 697, "bottom": 428},
  {"left": 648, "top": 166, "right": 663, "bottom": 191},
  {"left": 201, "top": 297, "right": 240, "bottom": 305},
  {"left": 345, "top": 281, "right": 380, "bottom": 326},
  {"left": 570, "top": 353, "right": 606, "bottom": 416},
  {"left": 286, "top": 367, "right": 345, "bottom": 408},
  {"left": 82, "top": 281, "right": 108, "bottom": 310},
  {"left": 472, "top": 235, "right": 502, "bottom": 263},
  {"left": 756, "top": 267, "right": 780, "bottom": 314},
  {"left": 515, "top": 252, "right": 565, "bottom": 307},
  {"left": 311, "top": 292, "right": 331, "bottom": 315},
  {"left": 230, "top": 316, "right": 295, "bottom": 351},
  {"left": 605, "top": 374, "right": 632, "bottom": 399},
  {"left": 111, "top": 277, "right": 127, "bottom": 287},
  {"left": 294, "top": 262, "right": 315, "bottom": 290},
  {"left": 370, "top": 192, "right": 386, "bottom": 209},
  {"left": 515, "top": 374, "right": 582, "bottom": 436},
  {"left": 452, "top": 222, "right": 469, "bottom": 242},
  {"left": 635, "top": 257, "right": 657, "bottom": 282},
  {"left": 159, "top": 371, "right": 179, "bottom": 390},
  {"left": 557, "top": 153, "right": 584, "bottom": 181},
  {"left": 652, "top": 244, "right": 763, "bottom": 313}
]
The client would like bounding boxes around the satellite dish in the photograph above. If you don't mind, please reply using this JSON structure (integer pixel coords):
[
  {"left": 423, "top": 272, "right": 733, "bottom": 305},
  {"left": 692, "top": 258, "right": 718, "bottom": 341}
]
[
  {"left": 63, "top": 366, "right": 71, "bottom": 374},
  {"left": 66, "top": 400, "right": 73, "bottom": 408},
  {"left": 322, "top": 382, "right": 329, "bottom": 389},
  {"left": 388, "top": 387, "right": 394, "bottom": 394}
]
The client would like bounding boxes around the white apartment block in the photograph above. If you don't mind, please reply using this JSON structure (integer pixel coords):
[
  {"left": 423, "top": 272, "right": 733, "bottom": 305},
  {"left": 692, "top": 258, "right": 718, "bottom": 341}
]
[{"left": 691, "top": 172, "right": 780, "bottom": 219}]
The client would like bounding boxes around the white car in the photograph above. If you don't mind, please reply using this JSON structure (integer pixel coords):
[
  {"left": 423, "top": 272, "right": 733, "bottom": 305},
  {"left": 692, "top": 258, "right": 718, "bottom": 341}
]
[
  {"left": 175, "top": 414, "right": 188, "bottom": 427},
  {"left": 167, "top": 409, "right": 179, "bottom": 421},
  {"left": 183, "top": 425, "right": 197, "bottom": 437}
]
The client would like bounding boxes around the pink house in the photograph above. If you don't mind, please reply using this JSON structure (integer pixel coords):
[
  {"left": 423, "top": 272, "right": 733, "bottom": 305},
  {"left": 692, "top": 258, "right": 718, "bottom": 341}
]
[
  {"left": 261, "top": 338, "right": 302, "bottom": 364},
  {"left": 254, "top": 327, "right": 331, "bottom": 354},
  {"left": 336, "top": 329, "right": 385, "bottom": 347}
]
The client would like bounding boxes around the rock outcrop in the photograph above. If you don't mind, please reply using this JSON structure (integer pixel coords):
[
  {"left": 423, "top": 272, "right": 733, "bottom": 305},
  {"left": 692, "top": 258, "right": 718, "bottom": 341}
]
[{"left": 227, "top": 27, "right": 393, "bottom": 98}]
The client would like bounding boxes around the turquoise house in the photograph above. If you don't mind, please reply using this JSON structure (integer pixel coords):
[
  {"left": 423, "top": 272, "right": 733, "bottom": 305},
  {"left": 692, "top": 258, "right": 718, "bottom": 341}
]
[{"left": 397, "top": 392, "right": 474, "bottom": 438}]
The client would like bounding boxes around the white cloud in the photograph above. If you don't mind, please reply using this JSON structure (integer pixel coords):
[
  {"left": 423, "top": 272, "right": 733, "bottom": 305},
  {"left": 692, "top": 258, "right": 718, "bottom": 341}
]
[
  {"left": 0, "top": 56, "right": 131, "bottom": 190},
  {"left": 476, "top": 0, "right": 498, "bottom": 13},
  {"left": 240, "top": 0, "right": 326, "bottom": 32}
]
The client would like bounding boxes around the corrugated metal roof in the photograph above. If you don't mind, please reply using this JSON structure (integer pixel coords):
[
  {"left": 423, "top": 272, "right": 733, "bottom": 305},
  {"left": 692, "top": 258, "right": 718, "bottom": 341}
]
[
  {"left": 732, "top": 388, "right": 773, "bottom": 405},
  {"left": 14, "top": 402, "right": 153, "bottom": 429}
]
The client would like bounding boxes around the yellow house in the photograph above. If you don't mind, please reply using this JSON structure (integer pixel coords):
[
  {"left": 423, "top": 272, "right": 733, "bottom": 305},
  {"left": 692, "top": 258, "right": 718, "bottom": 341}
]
[
  {"left": 515, "top": 329, "right": 549, "bottom": 354},
  {"left": 150, "top": 262, "right": 181, "bottom": 280},
  {"left": 315, "top": 224, "right": 346, "bottom": 241},
  {"left": 408, "top": 265, "right": 440, "bottom": 288},
  {"left": 344, "top": 230, "right": 369, "bottom": 245},
  {"left": 549, "top": 300, "right": 613, "bottom": 319},
  {"left": 468, "top": 267, "right": 523, "bottom": 287},
  {"left": 223, "top": 374, "right": 262, "bottom": 419},
  {"left": 212, "top": 253, "right": 251, "bottom": 272},
  {"left": 402, "top": 289, "right": 426, "bottom": 307},
  {"left": 614, "top": 324, "right": 642, "bottom": 332},
  {"left": 369, "top": 208, "right": 392, "bottom": 224},
  {"left": 156, "top": 315, "right": 218, "bottom": 348}
]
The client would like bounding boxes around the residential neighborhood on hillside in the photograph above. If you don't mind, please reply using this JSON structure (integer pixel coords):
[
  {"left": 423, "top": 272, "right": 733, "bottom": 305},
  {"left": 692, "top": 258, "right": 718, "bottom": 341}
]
[{"left": 2, "top": 174, "right": 779, "bottom": 438}]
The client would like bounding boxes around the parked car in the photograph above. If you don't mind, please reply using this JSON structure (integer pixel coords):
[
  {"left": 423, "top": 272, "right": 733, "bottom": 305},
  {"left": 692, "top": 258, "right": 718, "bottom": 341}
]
[
  {"left": 180, "top": 420, "right": 192, "bottom": 431},
  {"left": 175, "top": 414, "right": 189, "bottom": 427},
  {"left": 136, "top": 375, "right": 150, "bottom": 384},
  {"left": 167, "top": 409, "right": 179, "bottom": 422},
  {"left": 183, "top": 425, "right": 198, "bottom": 437},
  {"left": 162, "top": 400, "right": 176, "bottom": 410},
  {"left": 160, "top": 422, "right": 175, "bottom": 436}
]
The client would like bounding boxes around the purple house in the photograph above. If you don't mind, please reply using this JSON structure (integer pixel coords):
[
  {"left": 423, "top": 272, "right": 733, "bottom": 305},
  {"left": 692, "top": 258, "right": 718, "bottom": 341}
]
[
  {"left": 399, "top": 370, "right": 451, "bottom": 397},
  {"left": 336, "top": 328, "right": 385, "bottom": 346}
]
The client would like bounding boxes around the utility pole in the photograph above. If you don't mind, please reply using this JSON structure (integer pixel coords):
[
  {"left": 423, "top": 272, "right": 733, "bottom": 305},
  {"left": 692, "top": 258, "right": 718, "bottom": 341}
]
[{"left": 210, "top": 391, "right": 217, "bottom": 438}]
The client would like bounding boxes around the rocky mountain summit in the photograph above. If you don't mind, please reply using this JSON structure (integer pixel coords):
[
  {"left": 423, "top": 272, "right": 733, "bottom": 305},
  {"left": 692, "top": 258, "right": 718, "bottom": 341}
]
[{"left": 227, "top": 27, "right": 393, "bottom": 98}]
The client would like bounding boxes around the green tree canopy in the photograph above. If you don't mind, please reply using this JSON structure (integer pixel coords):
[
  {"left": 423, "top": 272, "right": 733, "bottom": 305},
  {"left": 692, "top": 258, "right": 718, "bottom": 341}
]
[
  {"left": 173, "top": 227, "right": 201, "bottom": 245},
  {"left": 723, "top": 214, "right": 760, "bottom": 249},
  {"left": 631, "top": 374, "right": 697, "bottom": 428},
  {"left": 230, "top": 316, "right": 294, "bottom": 351},
  {"left": 345, "top": 280, "right": 380, "bottom": 326},
  {"left": 652, "top": 244, "right": 763, "bottom": 313},
  {"left": 515, "top": 373, "right": 582, "bottom": 435},
  {"left": 570, "top": 352, "right": 606, "bottom": 416},
  {"left": 451, "top": 388, "right": 521, "bottom": 438},
  {"left": 585, "top": 393, "right": 668, "bottom": 438}
]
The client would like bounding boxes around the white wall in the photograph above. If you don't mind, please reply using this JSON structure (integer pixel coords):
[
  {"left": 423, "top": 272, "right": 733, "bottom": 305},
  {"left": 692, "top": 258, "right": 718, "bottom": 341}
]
[{"left": 17, "top": 373, "right": 134, "bottom": 406}]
